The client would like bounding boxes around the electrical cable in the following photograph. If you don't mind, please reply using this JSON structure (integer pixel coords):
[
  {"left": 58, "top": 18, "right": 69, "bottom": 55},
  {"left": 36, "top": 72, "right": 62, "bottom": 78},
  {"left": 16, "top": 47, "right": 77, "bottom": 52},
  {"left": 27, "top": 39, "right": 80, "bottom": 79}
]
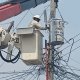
[
  {"left": 27, "top": 72, "right": 37, "bottom": 80},
  {"left": 54, "top": 64, "right": 80, "bottom": 80},
  {"left": 57, "top": 57, "right": 80, "bottom": 73},
  {"left": 54, "top": 38, "right": 80, "bottom": 58},
  {"left": 13, "top": 9, "right": 30, "bottom": 31},
  {"left": 18, "top": 66, "right": 38, "bottom": 80},
  {"left": 57, "top": 7, "right": 64, "bottom": 22},
  {"left": 56, "top": 7, "right": 80, "bottom": 48},
  {"left": 1, "top": 1, "right": 80, "bottom": 80},
  {"left": 70, "top": 57, "right": 80, "bottom": 66},
  {"left": 0, "top": 67, "right": 36, "bottom": 80},
  {"left": 62, "top": 45, "right": 80, "bottom": 57},
  {"left": 36, "top": 68, "right": 41, "bottom": 80},
  {"left": 64, "top": 32, "right": 80, "bottom": 46},
  {"left": 51, "top": 46, "right": 80, "bottom": 80},
  {"left": 0, "top": 65, "right": 36, "bottom": 74},
  {"left": 54, "top": 65, "right": 67, "bottom": 80},
  {"left": 4, "top": 66, "right": 36, "bottom": 80},
  {"left": 16, "top": 67, "right": 37, "bottom": 80},
  {"left": 40, "top": 4, "right": 50, "bottom": 18},
  {"left": 0, "top": 72, "right": 21, "bottom": 79},
  {"left": 32, "top": 72, "right": 39, "bottom": 80},
  {"left": 23, "top": 68, "right": 39, "bottom": 80},
  {"left": 54, "top": 54, "right": 80, "bottom": 79},
  {"left": 66, "top": 38, "right": 74, "bottom": 62},
  {"left": 55, "top": 32, "right": 80, "bottom": 50},
  {"left": 13, "top": 3, "right": 50, "bottom": 32},
  {"left": 11, "top": 50, "right": 21, "bottom": 63},
  {"left": 9, "top": 72, "right": 31, "bottom": 80},
  {"left": 59, "top": 59, "right": 80, "bottom": 80},
  {"left": 49, "top": 39, "right": 80, "bottom": 80},
  {"left": 0, "top": 21, "right": 13, "bottom": 25},
  {"left": 62, "top": 60, "right": 76, "bottom": 76},
  {"left": 0, "top": 49, "right": 21, "bottom": 63}
]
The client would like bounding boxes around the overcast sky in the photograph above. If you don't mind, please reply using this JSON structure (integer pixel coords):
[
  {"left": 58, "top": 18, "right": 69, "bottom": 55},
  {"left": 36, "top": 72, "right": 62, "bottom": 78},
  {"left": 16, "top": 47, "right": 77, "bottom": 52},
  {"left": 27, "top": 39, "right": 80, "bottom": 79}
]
[{"left": 0, "top": 0, "right": 80, "bottom": 80}]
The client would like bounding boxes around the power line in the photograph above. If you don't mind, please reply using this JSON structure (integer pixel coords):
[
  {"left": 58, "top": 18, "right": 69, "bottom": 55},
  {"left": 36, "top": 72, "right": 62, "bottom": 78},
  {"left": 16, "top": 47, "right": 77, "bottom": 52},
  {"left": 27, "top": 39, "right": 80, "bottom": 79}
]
[
  {"left": 13, "top": 3, "right": 50, "bottom": 32},
  {"left": 13, "top": 9, "right": 30, "bottom": 31},
  {"left": 0, "top": 66, "right": 36, "bottom": 80},
  {"left": 0, "top": 22, "right": 12, "bottom": 25},
  {"left": 0, "top": 49, "right": 23, "bottom": 61},
  {"left": 69, "top": 57, "right": 80, "bottom": 66},
  {"left": 0, "top": 72, "right": 20, "bottom": 80},
  {"left": 62, "top": 45, "right": 80, "bottom": 58},
  {"left": 57, "top": 7, "right": 64, "bottom": 22},
  {"left": 40, "top": 4, "right": 50, "bottom": 18},
  {"left": 66, "top": 38, "right": 74, "bottom": 62},
  {"left": 60, "top": 38, "right": 80, "bottom": 52},
  {"left": 0, "top": 66, "right": 40, "bottom": 80},
  {"left": 55, "top": 33, "right": 80, "bottom": 50}
]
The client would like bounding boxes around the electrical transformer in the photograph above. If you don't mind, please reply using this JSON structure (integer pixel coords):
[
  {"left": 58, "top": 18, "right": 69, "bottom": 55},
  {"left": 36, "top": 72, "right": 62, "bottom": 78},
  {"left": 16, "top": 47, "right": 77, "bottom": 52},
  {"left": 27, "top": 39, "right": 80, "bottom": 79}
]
[
  {"left": 17, "top": 27, "right": 43, "bottom": 65},
  {"left": 51, "top": 19, "right": 64, "bottom": 46}
]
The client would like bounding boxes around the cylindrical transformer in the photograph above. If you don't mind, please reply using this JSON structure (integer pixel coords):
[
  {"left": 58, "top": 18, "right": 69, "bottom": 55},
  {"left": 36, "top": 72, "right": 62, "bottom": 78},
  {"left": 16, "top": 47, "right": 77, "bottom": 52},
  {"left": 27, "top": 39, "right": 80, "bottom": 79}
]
[{"left": 50, "top": 19, "right": 64, "bottom": 46}]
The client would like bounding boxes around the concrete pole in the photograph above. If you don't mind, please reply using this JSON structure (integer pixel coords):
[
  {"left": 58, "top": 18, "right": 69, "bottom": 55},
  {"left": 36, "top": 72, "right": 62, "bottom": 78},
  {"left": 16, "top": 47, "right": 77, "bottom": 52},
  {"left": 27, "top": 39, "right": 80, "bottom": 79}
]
[
  {"left": 49, "top": 0, "right": 58, "bottom": 80},
  {"left": 50, "top": 0, "right": 56, "bottom": 18},
  {"left": 50, "top": 0, "right": 56, "bottom": 43}
]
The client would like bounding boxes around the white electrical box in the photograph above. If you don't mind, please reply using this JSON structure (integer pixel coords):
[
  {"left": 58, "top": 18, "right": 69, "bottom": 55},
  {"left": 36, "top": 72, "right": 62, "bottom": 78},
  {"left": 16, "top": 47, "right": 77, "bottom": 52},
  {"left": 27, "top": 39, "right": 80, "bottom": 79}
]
[{"left": 17, "top": 27, "right": 43, "bottom": 65}]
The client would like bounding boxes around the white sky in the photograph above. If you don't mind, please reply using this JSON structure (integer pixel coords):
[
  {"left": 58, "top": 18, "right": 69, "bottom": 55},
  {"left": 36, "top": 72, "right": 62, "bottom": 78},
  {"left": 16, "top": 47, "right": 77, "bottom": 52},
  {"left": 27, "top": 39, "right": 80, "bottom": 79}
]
[{"left": 0, "top": 0, "right": 80, "bottom": 80}]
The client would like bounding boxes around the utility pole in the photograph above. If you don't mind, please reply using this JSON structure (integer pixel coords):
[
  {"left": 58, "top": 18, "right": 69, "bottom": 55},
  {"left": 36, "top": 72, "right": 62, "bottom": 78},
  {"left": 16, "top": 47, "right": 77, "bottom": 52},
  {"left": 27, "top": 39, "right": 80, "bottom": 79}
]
[
  {"left": 46, "top": 0, "right": 58, "bottom": 80},
  {"left": 50, "top": 0, "right": 58, "bottom": 43},
  {"left": 49, "top": 0, "right": 58, "bottom": 80}
]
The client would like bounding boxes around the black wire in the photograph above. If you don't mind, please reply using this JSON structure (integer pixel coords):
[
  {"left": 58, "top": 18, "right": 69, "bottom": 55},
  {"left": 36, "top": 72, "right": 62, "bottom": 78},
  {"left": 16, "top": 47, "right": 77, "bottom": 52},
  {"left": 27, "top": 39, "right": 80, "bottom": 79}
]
[
  {"left": 51, "top": 46, "right": 80, "bottom": 80},
  {"left": 54, "top": 64, "right": 80, "bottom": 80},
  {"left": 32, "top": 72, "right": 39, "bottom": 80},
  {"left": 5, "top": 66, "right": 36, "bottom": 80},
  {"left": 0, "top": 72, "right": 21, "bottom": 79},
  {"left": 70, "top": 57, "right": 80, "bottom": 66},
  {"left": 62, "top": 60, "right": 77, "bottom": 76},
  {"left": 11, "top": 51, "right": 21, "bottom": 63},
  {"left": 21, "top": 66, "right": 39, "bottom": 80},
  {"left": 54, "top": 65, "right": 67, "bottom": 79},
  {"left": 23, "top": 67, "right": 38, "bottom": 80},
  {"left": 62, "top": 45, "right": 80, "bottom": 58},
  {"left": 36, "top": 69, "right": 41, "bottom": 80},
  {"left": 0, "top": 65, "right": 33, "bottom": 74},
  {"left": 0, "top": 49, "right": 21, "bottom": 63},
  {"left": 0, "top": 66, "right": 37, "bottom": 80},
  {"left": 9, "top": 72, "right": 30, "bottom": 80},
  {"left": 13, "top": 10, "right": 30, "bottom": 31},
  {"left": 57, "top": 33, "right": 80, "bottom": 50},
  {"left": 67, "top": 38, "right": 74, "bottom": 62},
  {"left": 57, "top": 7, "right": 64, "bottom": 22},
  {"left": 17, "top": 67, "right": 37, "bottom": 80},
  {"left": 0, "top": 67, "right": 36, "bottom": 80},
  {"left": 59, "top": 59, "right": 80, "bottom": 79},
  {"left": 57, "top": 38, "right": 80, "bottom": 56},
  {"left": 59, "top": 59, "right": 80, "bottom": 73}
]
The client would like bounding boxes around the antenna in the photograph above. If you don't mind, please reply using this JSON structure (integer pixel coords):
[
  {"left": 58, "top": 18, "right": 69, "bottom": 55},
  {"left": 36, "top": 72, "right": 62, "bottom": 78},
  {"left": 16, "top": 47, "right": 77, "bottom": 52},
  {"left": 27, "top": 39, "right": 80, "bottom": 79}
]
[{"left": 44, "top": 9, "right": 47, "bottom": 27}]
